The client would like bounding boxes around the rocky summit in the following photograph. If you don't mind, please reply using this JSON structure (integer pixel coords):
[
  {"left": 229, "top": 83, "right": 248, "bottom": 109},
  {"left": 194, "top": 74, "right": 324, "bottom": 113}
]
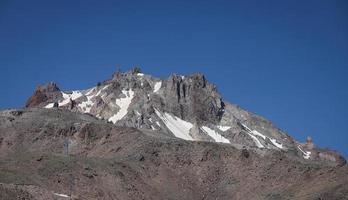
[{"left": 1, "top": 68, "right": 347, "bottom": 200}]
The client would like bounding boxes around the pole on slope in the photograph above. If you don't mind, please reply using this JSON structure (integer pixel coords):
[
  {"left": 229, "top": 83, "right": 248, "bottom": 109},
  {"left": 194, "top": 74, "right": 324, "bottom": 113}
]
[{"left": 64, "top": 138, "right": 73, "bottom": 200}]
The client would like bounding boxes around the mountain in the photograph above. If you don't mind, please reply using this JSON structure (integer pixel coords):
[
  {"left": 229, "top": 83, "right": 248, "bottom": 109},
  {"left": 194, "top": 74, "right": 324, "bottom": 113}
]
[
  {"left": 0, "top": 68, "right": 347, "bottom": 199},
  {"left": 25, "top": 68, "right": 345, "bottom": 166}
]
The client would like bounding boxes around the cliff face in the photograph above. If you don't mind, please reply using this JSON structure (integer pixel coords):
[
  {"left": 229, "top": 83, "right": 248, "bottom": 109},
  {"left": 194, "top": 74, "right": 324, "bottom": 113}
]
[
  {"left": 162, "top": 73, "right": 224, "bottom": 124},
  {"left": 25, "top": 69, "right": 346, "bottom": 167}
]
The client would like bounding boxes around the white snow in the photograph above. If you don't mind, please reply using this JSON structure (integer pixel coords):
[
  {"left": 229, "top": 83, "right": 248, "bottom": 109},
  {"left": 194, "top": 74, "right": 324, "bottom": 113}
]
[
  {"left": 240, "top": 124, "right": 265, "bottom": 148},
  {"left": 53, "top": 193, "right": 70, "bottom": 198},
  {"left": 269, "top": 138, "right": 284, "bottom": 149},
  {"left": 153, "top": 81, "right": 162, "bottom": 93},
  {"left": 241, "top": 123, "right": 252, "bottom": 132},
  {"left": 40, "top": 91, "right": 82, "bottom": 108},
  {"left": 217, "top": 125, "right": 231, "bottom": 132},
  {"left": 108, "top": 89, "right": 134, "bottom": 123},
  {"left": 241, "top": 123, "right": 284, "bottom": 149},
  {"left": 59, "top": 91, "right": 83, "bottom": 106},
  {"left": 78, "top": 98, "right": 93, "bottom": 113},
  {"left": 201, "top": 126, "right": 230, "bottom": 143},
  {"left": 60, "top": 93, "right": 71, "bottom": 106},
  {"left": 70, "top": 91, "right": 83, "bottom": 99},
  {"left": 79, "top": 91, "right": 94, "bottom": 112},
  {"left": 85, "top": 87, "right": 95, "bottom": 96},
  {"left": 135, "top": 110, "right": 141, "bottom": 116},
  {"left": 78, "top": 85, "right": 111, "bottom": 113},
  {"left": 251, "top": 130, "right": 266, "bottom": 140},
  {"left": 154, "top": 108, "right": 194, "bottom": 141},
  {"left": 45, "top": 103, "right": 54, "bottom": 108},
  {"left": 181, "top": 75, "right": 185, "bottom": 79},
  {"left": 247, "top": 132, "right": 265, "bottom": 148},
  {"left": 137, "top": 73, "right": 144, "bottom": 76},
  {"left": 298, "top": 145, "right": 311, "bottom": 159},
  {"left": 95, "top": 85, "right": 110, "bottom": 96}
]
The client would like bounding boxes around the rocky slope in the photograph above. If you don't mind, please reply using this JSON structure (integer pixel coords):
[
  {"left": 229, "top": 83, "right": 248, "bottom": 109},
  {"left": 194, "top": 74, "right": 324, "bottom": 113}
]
[{"left": 0, "top": 108, "right": 347, "bottom": 200}]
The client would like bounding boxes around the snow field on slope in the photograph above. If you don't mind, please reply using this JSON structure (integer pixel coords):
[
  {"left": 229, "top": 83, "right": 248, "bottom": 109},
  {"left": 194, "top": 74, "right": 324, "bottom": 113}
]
[
  {"left": 297, "top": 145, "right": 311, "bottom": 159},
  {"left": 78, "top": 87, "right": 96, "bottom": 113},
  {"left": 247, "top": 132, "right": 265, "bottom": 148},
  {"left": 242, "top": 123, "right": 284, "bottom": 149},
  {"left": 201, "top": 126, "right": 230, "bottom": 143},
  {"left": 109, "top": 89, "right": 135, "bottom": 123},
  {"left": 154, "top": 108, "right": 194, "bottom": 141},
  {"left": 45, "top": 91, "right": 83, "bottom": 108},
  {"left": 153, "top": 81, "right": 162, "bottom": 93},
  {"left": 77, "top": 85, "right": 110, "bottom": 113},
  {"left": 217, "top": 125, "right": 231, "bottom": 132}
]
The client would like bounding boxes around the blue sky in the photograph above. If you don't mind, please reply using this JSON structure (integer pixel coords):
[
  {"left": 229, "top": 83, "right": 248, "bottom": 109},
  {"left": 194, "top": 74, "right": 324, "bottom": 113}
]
[{"left": 0, "top": 0, "right": 347, "bottom": 158}]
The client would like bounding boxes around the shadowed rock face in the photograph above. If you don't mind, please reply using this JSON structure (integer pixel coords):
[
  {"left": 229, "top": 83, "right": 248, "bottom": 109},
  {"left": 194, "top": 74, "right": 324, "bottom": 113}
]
[
  {"left": 0, "top": 108, "right": 347, "bottom": 200},
  {"left": 162, "top": 73, "right": 224, "bottom": 124},
  {"left": 24, "top": 69, "right": 346, "bottom": 167}
]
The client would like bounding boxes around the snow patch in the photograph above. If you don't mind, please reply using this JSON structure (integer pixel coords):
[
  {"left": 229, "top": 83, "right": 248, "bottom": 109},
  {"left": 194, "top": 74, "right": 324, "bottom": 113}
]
[
  {"left": 154, "top": 108, "right": 193, "bottom": 141},
  {"left": 298, "top": 145, "right": 311, "bottom": 159},
  {"left": 77, "top": 85, "right": 110, "bottom": 113},
  {"left": 137, "top": 73, "right": 144, "bottom": 76},
  {"left": 241, "top": 123, "right": 252, "bottom": 132},
  {"left": 217, "top": 125, "right": 231, "bottom": 132},
  {"left": 240, "top": 124, "right": 265, "bottom": 148},
  {"left": 95, "top": 85, "right": 110, "bottom": 96},
  {"left": 135, "top": 110, "right": 141, "bottom": 116},
  {"left": 109, "top": 89, "right": 135, "bottom": 123},
  {"left": 251, "top": 130, "right": 283, "bottom": 149},
  {"left": 247, "top": 132, "right": 265, "bottom": 148},
  {"left": 85, "top": 87, "right": 95, "bottom": 96},
  {"left": 201, "top": 126, "right": 230, "bottom": 143},
  {"left": 153, "top": 81, "right": 162, "bottom": 93},
  {"left": 53, "top": 193, "right": 70, "bottom": 198},
  {"left": 269, "top": 138, "right": 284, "bottom": 149},
  {"left": 45, "top": 103, "right": 54, "bottom": 108},
  {"left": 251, "top": 130, "right": 266, "bottom": 140},
  {"left": 59, "top": 91, "right": 83, "bottom": 106},
  {"left": 78, "top": 98, "right": 93, "bottom": 113},
  {"left": 241, "top": 123, "right": 284, "bottom": 149}
]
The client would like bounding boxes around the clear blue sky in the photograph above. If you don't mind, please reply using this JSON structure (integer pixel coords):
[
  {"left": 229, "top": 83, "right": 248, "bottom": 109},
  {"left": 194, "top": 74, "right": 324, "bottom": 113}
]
[{"left": 0, "top": 0, "right": 347, "bottom": 158}]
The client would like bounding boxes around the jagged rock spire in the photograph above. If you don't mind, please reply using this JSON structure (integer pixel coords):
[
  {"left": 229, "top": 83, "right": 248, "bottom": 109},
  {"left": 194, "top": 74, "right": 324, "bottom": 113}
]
[{"left": 25, "top": 82, "right": 61, "bottom": 108}]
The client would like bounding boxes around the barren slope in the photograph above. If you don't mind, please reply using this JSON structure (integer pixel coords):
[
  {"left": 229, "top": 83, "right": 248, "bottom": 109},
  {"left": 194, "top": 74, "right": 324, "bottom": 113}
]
[{"left": 0, "top": 108, "right": 347, "bottom": 200}]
